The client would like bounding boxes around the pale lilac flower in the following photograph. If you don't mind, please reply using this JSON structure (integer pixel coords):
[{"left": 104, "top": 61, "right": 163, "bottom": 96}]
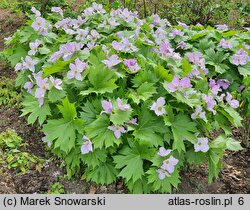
[
  {"left": 202, "top": 94, "right": 217, "bottom": 114},
  {"left": 150, "top": 97, "right": 166, "bottom": 116},
  {"left": 176, "top": 41, "right": 186, "bottom": 49},
  {"left": 60, "top": 42, "right": 83, "bottom": 61},
  {"left": 14, "top": 62, "right": 25, "bottom": 72},
  {"left": 31, "top": 7, "right": 41, "bottom": 17},
  {"left": 226, "top": 92, "right": 239, "bottom": 108},
  {"left": 243, "top": 43, "right": 250, "bottom": 50},
  {"left": 158, "top": 147, "right": 172, "bottom": 157},
  {"left": 180, "top": 77, "right": 192, "bottom": 88},
  {"left": 112, "top": 38, "right": 137, "bottom": 52},
  {"left": 23, "top": 56, "right": 38, "bottom": 72},
  {"left": 67, "top": 58, "right": 87, "bottom": 81},
  {"left": 81, "top": 136, "right": 93, "bottom": 154},
  {"left": 219, "top": 39, "right": 232, "bottom": 49},
  {"left": 65, "top": 29, "right": 76, "bottom": 35},
  {"left": 32, "top": 17, "right": 46, "bottom": 31},
  {"left": 76, "top": 29, "right": 89, "bottom": 41},
  {"left": 42, "top": 133, "right": 52, "bottom": 147},
  {"left": 51, "top": 7, "right": 64, "bottom": 17},
  {"left": 107, "top": 18, "right": 119, "bottom": 27},
  {"left": 161, "top": 156, "right": 179, "bottom": 174},
  {"left": 73, "top": 16, "right": 85, "bottom": 29},
  {"left": 191, "top": 107, "right": 207, "bottom": 121},
  {"left": 101, "top": 100, "right": 113, "bottom": 114},
  {"left": 117, "top": 98, "right": 130, "bottom": 111},
  {"left": 87, "top": 30, "right": 100, "bottom": 42},
  {"left": 108, "top": 125, "right": 126, "bottom": 139},
  {"left": 170, "top": 28, "right": 184, "bottom": 38},
  {"left": 232, "top": 54, "right": 247, "bottom": 66},
  {"left": 194, "top": 137, "right": 209, "bottom": 152},
  {"left": 128, "top": 118, "right": 138, "bottom": 125},
  {"left": 35, "top": 76, "right": 49, "bottom": 107},
  {"left": 152, "top": 14, "right": 161, "bottom": 26},
  {"left": 209, "top": 79, "right": 221, "bottom": 95},
  {"left": 177, "top": 21, "right": 187, "bottom": 28},
  {"left": 217, "top": 79, "right": 230, "bottom": 90},
  {"left": 156, "top": 168, "right": 170, "bottom": 180},
  {"left": 159, "top": 41, "right": 171, "bottom": 54},
  {"left": 49, "top": 76, "right": 62, "bottom": 90},
  {"left": 123, "top": 59, "right": 140, "bottom": 72},
  {"left": 166, "top": 76, "right": 180, "bottom": 92},
  {"left": 49, "top": 51, "right": 62, "bottom": 63},
  {"left": 24, "top": 82, "right": 33, "bottom": 94},
  {"left": 28, "top": 39, "right": 41, "bottom": 55},
  {"left": 187, "top": 52, "right": 202, "bottom": 64},
  {"left": 39, "top": 27, "right": 49, "bottom": 36},
  {"left": 215, "top": 24, "right": 228, "bottom": 30},
  {"left": 87, "top": 42, "right": 95, "bottom": 50},
  {"left": 102, "top": 55, "right": 122, "bottom": 68}
]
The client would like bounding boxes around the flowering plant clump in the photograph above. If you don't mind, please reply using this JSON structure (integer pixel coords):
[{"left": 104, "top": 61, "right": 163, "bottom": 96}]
[{"left": 1, "top": 3, "right": 249, "bottom": 193}]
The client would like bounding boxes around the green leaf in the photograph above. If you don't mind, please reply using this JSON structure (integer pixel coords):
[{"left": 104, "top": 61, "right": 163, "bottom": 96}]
[
  {"left": 85, "top": 162, "right": 118, "bottom": 185},
  {"left": 133, "top": 105, "right": 166, "bottom": 147},
  {"left": 189, "top": 31, "right": 207, "bottom": 41},
  {"left": 81, "top": 149, "right": 107, "bottom": 168},
  {"left": 9, "top": 44, "right": 27, "bottom": 66},
  {"left": 169, "top": 114, "right": 197, "bottom": 153},
  {"left": 21, "top": 95, "right": 51, "bottom": 125},
  {"left": 48, "top": 88, "right": 66, "bottom": 103},
  {"left": 181, "top": 58, "right": 192, "bottom": 76},
  {"left": 85, "top": 115, "right": 122, "bottom": 149},
  {"left": 113, "top": 145, "right": 146, "bottom": 183},
  {"left": 238, "top": 62, "right": 250, "bottom": 77},
  {"left": 222, "top": 30, "right": 237, "bottom": 37},
  {"left": 80, "top": 66, "right": 118, "bottom": 95},
  {"left": 39, "top": 47, "right": 51, "bottom": 55},
  {"left": 126, "top": 177, "right": 151, "bottom": 193},
  {"left": 43, "top": 118, "right": 83, "bottom": 153},
  {"left": 110, "top": 109, "right": 132, "bottom": 125},
  {"left": 57, "top": 97, "right": 77, "bottom": 121},
  {"left": 154, "top": 65, "right": 171, "bottom": 81},
  {"left": 129, "top": 82, "right": 157, "bottom": 104},
  {"left": 186, "top": 149, "right": 207, "bottom": 164},
  {"left": 80, "top": 99, "right": 101, "bottom": 125},
  {"left": 226, "top": 138, "right": 243, "bottom": 151},
  {"left": 147, "top": 167, "right": 181, "bottom": 193},
  {"left": 43, "top": 59, "right": 72, "bottom": 77},
  {"left": 219, "top": 107, "right": 242, "bottom": 127}
]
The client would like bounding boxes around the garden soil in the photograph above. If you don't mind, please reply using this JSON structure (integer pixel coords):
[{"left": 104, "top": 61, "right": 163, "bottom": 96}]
[{"left": 0, "top": 8, "right": 249, "bottom": 194}]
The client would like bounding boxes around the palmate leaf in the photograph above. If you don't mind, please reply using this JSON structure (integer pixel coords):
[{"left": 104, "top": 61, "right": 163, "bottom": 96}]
[
  {"left": 80, "top": 65, "right": 118, "bottom": 95},
  {"left": 80, "top": 99, "right": 102, "bottom": 125},
  {"left": 80, "top": 148, "right": 107, "bottom": 168},
  {"left": 21, "top": 94, "right": 51, "bottom": 125},
  {"left": 126, "top": 176, "right": 151, "bottom": 194},
  {"left": 42, "top": 97, "right": 83, "bottom": 153},
  {"left": 84, "top": 115, "right": 122, "bottom": 149},
  {"left": 238, "top": 62, "right": 250, "bottom": 77},
  {"left": 43, "top": 59, "right": 72, "bottom": 77},
  {"left": 129, "top": 82, "right": 157, "bottom": 104},
  {"left": 110, "top": 108, "right": 132, "bottom": 125},
  {"left": 113, "top": 146, "right": 144, "bottom": 183},
  {"left": 218, "top": 106, "right": 242, "bottom": 127},
  {"left": 84, "top": 162, "right": 118, "bottom": 185},
  {"left": 43, "top": 118, "right": 83, "bottom": 153},
  {"left": 146, "top": 167, "right": 181, "bottom": 193},
  {"left": 164, "top": 113, "right": 198, "bottom": 153},
  {"left": 133, "top": 105, "right": 166, "bottom": 147},
  {"left": 48, "top": 88, "right": 66, "bottom": 103}
]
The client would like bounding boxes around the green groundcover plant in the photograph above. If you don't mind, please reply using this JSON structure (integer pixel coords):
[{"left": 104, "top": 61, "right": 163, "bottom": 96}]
[{"left": 1, "top": 3, "right": 249, "bottom": 193}]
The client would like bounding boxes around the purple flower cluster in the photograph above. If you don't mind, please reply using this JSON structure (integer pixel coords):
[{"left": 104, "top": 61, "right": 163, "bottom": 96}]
[
  {"left": 187, "top": 52, "right": 206, "bottom": 70},
  {"left": 170, "top": 28, "right": 184, "bottom": 38},
  {"left": 15, "top": 56, "right": 38, "bottom": 72},
  {"left": 32, "top": 16, "right": 52, "bottom": 36},
  {"left": 158, "top": 41, "right": 181, "bottom": 60},
  {"left": 232, "top": 49, "right": 250, "bottom": 66},
  {"left": 82, "top": 3, "right": 105, "bottom": 18},
  {"left": 226, "top": 93, "right": 239, "bottom": 108},
  {"left": 156, "top": 147, "right": 179, "bottom": 180},
  {"left": 166, "top": 76, "right": 192, "bottom": 93},
  {"left": 49, "top": 42, "right": 83, "bottom": 63},
  {"left": 110, "top": 8, "right": 137, "bottom": 23},
  {"left": 51, "top": 7, "right": 64, "bottom": 17},
  {"left": 202, "top": 94, "right": 217, "bottom": 115},
  {"left": 215, "top": 24, "right": 228, "bottom": 31},
  {"left": 112, "top": 37, "right": 138, "bottom": 52}
]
